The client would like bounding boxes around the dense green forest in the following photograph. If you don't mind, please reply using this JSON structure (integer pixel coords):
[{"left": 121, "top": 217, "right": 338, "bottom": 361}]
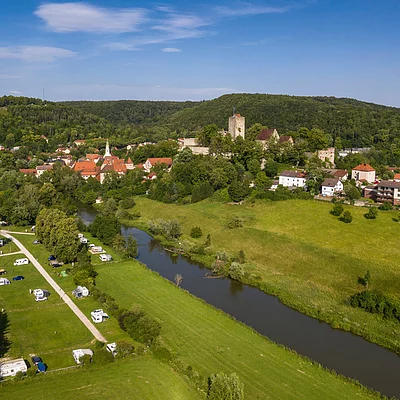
[
  {"left": 61, "top": 99, "right": 199, "bottom": 125},
  {"left": 2, "top": 94, "right": 400, "bottom": 151}
]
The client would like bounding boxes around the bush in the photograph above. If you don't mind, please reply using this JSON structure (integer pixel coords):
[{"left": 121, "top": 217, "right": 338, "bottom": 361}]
[
  {"left": 148, "top": 219, "right": 182, "bottom": 240},
  {"left": 238, "top": 250, "right": 245, "bottom": 264},
  {"left": 229, "top": 262, "right": 245, "bottom": 281},
  {"left": 228, "top": 216, "right": 244, "bottom": 229},
  {"left": 341, "top": 210, "right": 353, "bottom": 223},
  {"left": 379, "top": 202, "right": 392, "bottom": 211},
  {"left": 115, "top": 339, "right": 135, "bottom": 359},
  {"left": 364, "top": 207, "right": 378, "bottom": 219},
  {"left": 208, "top": 372, "right": 244, "bottom": 400},
  {"left": 92, "top": 348, "right": 114, "bottom": 366},
  {"left": 153, "top": 346, "right": 173, "bottom": 362},
  {"left": 330, "top": 203, "right": 344, "bottom": 216},
  {"left": 190, "top": 226, "right": 203, "bottom": 238},
  {"left": 119, "top": 197, "right": 136, "bottom": 209}
]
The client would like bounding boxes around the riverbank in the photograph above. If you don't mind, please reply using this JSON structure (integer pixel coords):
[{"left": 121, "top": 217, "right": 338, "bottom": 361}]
[{"left": 124, "top": 197, "right": 400, "bottom": 355}]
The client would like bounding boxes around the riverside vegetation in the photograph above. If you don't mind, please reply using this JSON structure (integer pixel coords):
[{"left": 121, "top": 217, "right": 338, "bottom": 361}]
[{"left": 123, "top": 197, "right": 400, "bottom": 355}]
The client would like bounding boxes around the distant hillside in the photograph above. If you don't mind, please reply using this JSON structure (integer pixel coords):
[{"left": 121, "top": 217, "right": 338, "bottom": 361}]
[
  {"left": 164, "top": 94, "right": 400, "bottom": 147},
  {"left": 60, "top": 99, "right": 199, "bottom": 125}
]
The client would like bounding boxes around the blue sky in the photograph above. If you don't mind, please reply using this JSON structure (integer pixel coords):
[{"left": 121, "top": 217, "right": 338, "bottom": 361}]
[{"left": 0, "top": 0, "right": 399, "bottom": 106}]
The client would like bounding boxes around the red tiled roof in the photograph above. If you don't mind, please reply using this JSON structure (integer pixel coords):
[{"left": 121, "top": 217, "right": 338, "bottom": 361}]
[
  {"left": 74, "top": 161, "right": 97, "bottom": 173},
  {"left": 19, "top": 168, "right": 36, "bottom": 175},
  {"left": 279, "top": 170, "right": 306, "bottom": 178},
  {"left": 278, "top": 135, "right": 293, "bottom": 143},
  {"left": 333, "top": 170, "right": 348, "bottom": 178},
  {"left": 353, "top": 163, "right": 375, "bottom": 172},
  {"left": 394, "top": 173, "right": 400, "bottom": 180},
  {"left": 86, "top": 154, "right": 101, "bottom": 161},
  {"left": 127, "top": 158, "right": 133, "bottom": 164},
  {"left": 257, "top": 129, "right": 278, "bottom": 141},
  {"left": 147, "top": 158, "right": 173, "bottom": 166}
]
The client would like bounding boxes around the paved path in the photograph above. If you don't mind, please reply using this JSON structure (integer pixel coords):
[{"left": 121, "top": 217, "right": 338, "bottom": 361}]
[
  {"left": 0, "top": 251, "right": 22, "bottom": 257},
  {"left": 1, "top": 230, "right": 107, "bottom": 343}
]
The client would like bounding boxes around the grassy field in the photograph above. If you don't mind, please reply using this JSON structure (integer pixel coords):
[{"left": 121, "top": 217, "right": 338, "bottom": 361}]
[
  {"left": 0, "top": 236, "right": 20, "bottom": 255},
  {"left": 0, "top": 253, "right": 94, "bottom": 369},
  {"left": 1, "top": 356, "right": 202, "bottom": 400},
  {"left": 93, "top": 258, "right": 379, "bottom": 399},
  {"left": 127, "top": 197, "right": 400, "bottom": 352}
]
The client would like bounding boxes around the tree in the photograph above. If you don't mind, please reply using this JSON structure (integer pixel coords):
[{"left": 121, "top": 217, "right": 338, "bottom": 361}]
[
  {"left": 50, "top": 217, "right": 81, "bottom": 263},
  {"left": 89, "top": 214, "right": 121, "bottom": 245},
  {"left": 364, "top": 207, "right": 378, "bottom": 219},
  {"left": 190, "top": 226, "right": 203, "bottom": 238},
  {"left": 208, "top": 372, "right": 244, "bottom": 400},
  {"left": 126, "top": 235, "right": 138, "bottom": 258},
  {"left": 330, "top": 203, "right": 344, "bottom": 216},
  {"left": 341, "top": 210, "right": 353, "bottom": 223},
  {"left": 238, "top": 250, "right": 245, "bottom": 264},
  {"left": 229, "top": 262, "right": 244, "bottom": 281},
  {"left": 358, "top": 270, "right": 371, "bottom": 288},
  {"left": 228, "top": 181, "right": 247, "bottom": 203},
  {"left": 344, "top": 183, "right": 361, "bottom": 202}
]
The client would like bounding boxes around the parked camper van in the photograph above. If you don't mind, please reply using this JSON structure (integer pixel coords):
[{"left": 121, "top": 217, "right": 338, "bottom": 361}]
[
  {"left": 90, "top": 309, "right": 109, "bottom": 323},
  {"left": 99, "top": 254, "right": 112, "bottom": 262},
  {"left": 13, "top": 258, "right": 29, "bottom": 266},
  {"left": 0, "top": 278, "right": 10, "bottom": 285}
]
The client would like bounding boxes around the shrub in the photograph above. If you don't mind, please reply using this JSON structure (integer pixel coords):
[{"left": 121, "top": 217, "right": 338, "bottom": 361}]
[
  {"left": 204, "top": 234, "right": 212, "bottom": 247},
  {"left": 208, "top": 372, "right": 244, "bottom": 400},
  {"left": 190, "top": 226, "right": 203, "bottom": 238},
  {"left": 148, "top": 219, "right": 182, "bottom": 240},
  {"left": 153, "top": 346, "right": 173, "bottom": 362},
  {"left": 115, "top": 339, "right": 135, "bottom": 359},
  {"left": 228, "top": 216, "right": 244, "bottom": 229},
  {"left": 364, "top": 207, "right": 378, "bottom": 219},
  {"left": 92, "top": 348, "right": 114, "bottom": 366},
  {"left": 238, "top": 250, "right": 246, "bottom": 264},
  {"left": 14, "top": 371, "right": 25, "bottom": 381},
  {"left": 229, "top": 262, "right": 245, "bottom": 281},
  {"left": 330, "top": 203, "right": 344, "bottom": 216},
  {"left": 379, "top": 202, "right": 392, "bottom": 211},
  {"left": 119, "top": 197, "right": 136, "bottom": 209},
  {"left": 341, "top": 210, "right": 353, "bottom": 223}
]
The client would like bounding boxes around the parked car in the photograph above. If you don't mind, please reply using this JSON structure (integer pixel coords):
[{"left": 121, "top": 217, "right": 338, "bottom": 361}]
[
  {"left": 13, "top": 258, "right": 29, "bottom": 266},
  {"left": 31, "top": 355, "right": 42, "bottom": 365},
  {"left": 0, "top": 269, "right": 7, "bottom": 275},
  {"left": 51, "top": 263, "right": 62, "bottom": 268},
  {"left": 12, "top": 276, "right": 25, "bottom": 281},
  {"left": 32, "top": 240, "right": 41, "bottom": 245},
  {"left": 48, "top": 255, "right": 56, "bottom": 261},
  {"left": 37, "top": 362, "right": 46, "bottom": 373}
]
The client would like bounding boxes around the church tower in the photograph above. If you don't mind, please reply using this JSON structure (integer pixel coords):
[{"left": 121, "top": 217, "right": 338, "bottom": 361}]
[
  {"left": 228, "top": 112, "right": 245, "bottom": 140},
  {"left": 104, "top": 139, "right": 111, "bottom": 157}
]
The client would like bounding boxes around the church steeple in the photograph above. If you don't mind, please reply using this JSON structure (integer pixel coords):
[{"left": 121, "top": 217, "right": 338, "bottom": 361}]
[{"left": 105, "top": 139, "right": 111, "bottom": 157}]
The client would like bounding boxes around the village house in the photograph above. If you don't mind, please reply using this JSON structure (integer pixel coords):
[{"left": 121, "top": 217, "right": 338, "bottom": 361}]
[
  {"left": 278, "top": 170, "right": 307, "bottom": 188},
  {"left": 19, "top": 168, "right": 36, "bottom": 176},
  {"left": 73, "top": 161, "right": 99, "bottom": 180},
  {"left": 143, "top": 157, "right": 173, "bottom": 173},
  {"left": 35, "top": 164, "right": 53, "bottom": 178},
  {"left": 55, "top": 147, "right": 71, "bottom": 155},
  {"left": 324, "top": 169, "right": 348, "bottom": 181},
  {"left": 393, "top": 173, "right": 400, "bottom": 182},
  {"left": 374, "top": 180, "right": 400, "bottom": 205},
  {"left": 74, "top": 139, "right": 86, "bottom": 146},
  {"left": 321, "top": 178, "right": 344, "bottom": 196},
  {"left": 256, "top": 128, "right": 279, "bottom": 149},
  {"left": 351, "top": 163, "right": 376, "bottom": 183}
]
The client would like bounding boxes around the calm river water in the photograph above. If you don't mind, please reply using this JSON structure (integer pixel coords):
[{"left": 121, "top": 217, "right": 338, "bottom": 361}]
[{"left": 79, "top": 206, "right": 400, "bottom": 398}]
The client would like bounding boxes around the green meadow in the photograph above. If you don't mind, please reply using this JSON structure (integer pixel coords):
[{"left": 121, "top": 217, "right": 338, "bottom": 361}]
[{"left": 128, "top": 197, "right": 400, "bottom": 352}]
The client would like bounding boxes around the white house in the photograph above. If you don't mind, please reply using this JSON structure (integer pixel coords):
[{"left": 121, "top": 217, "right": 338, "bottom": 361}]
[
  {"left": 351, "top": 163, "right": 376, "bottom": 183},
  {"left": 0, "top": 358, "right": 27, "bottom": 377},
  {"left": 321, "top": 178, "right": 344, "bottom": 196},
  {"left": 278, "top": 170, "right": 307, "bottom": 188},
  {"left": 72, "top": 349, "right": 93, "bottom": 364},
  {"left": 143, "top": 158, "right": 173, "bottom": 173},
  {"left": 91, "top": 309, "right": 109, "bottom": 323}
]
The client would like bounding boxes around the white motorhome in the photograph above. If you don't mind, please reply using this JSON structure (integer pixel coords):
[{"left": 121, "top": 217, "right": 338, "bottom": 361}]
[
  {"left": 33, "top": 289, "right": 49, "bottom": 301},
  {"left": 0, "top": 358, "right": 27, "bottom": 377},
  {"left": 106, "top": 342, "right": 118, "bottom": 356},
  {"left": 72, "top": 349, "right": 93, "bottom": 364},
  {"left": 90, "top": 309, "right": 109, "bottom": 323},
  {"left": 79, "top": 237, "right": 88, "bottom": 244},
  {"left": 0, "top": 278, "right": 10, "bottom": 286},
  {"left": 99, "top": 254, "right": 112, "bottom": 262},
  {"left": 13, "top": 258, "right": 29, "bottom": 266},
  {"left": 72, "top": 286, "right": 89, "bottom": 298}
]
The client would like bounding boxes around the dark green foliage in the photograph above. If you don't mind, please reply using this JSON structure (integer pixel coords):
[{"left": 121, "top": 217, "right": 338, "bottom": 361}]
[
  {"left": 344, "top": 184, "right": 361, "bottom": 201},
  {"left": 92, "top": 348, "right": 114, "bottom": 366},
  {"left": 148, "top": 219, "right": 182, "bottom": 240},
  {"left": 358, "top": 270, "right": 371, "bottom": 288},
  {"left": 228, "top": 216, "right": 244, "bottom": 229},
  {"left": 330, "top": 203, "right": 344, "bottom": 216},
  {"left": 349, "top": 291, "right": 400, "bottom": 323},
  {"left": 190, "top": 226, "right": 203, "bottom": 238},
  {"left": 204, "top": 234, "right": 212, "bottom": 247},
  {"left": 379, "top": 202, "right": 392, "bottom": 211},
  {"left": 207, "top": 372, "right": 244, "bottom": 400},
  {"left": 115, "top": 340, "right": 135, "bottom": 359},
  {"left": 119, "top": 197, "right": 136, "bottom": 209},
  {"left": 126, "top": 235, "right": 138, "bottom": 258},
  {"left": 364, "top": 207, "right": 378, "bottom": 219},
  {"left": 89, "top": 214, "right": 121, "bottom": 245},
  {"left": 341, "top": 210, "right": 353, "bottom": 223},
  {"left": 238, "top": 250, "right": 246, "bottom": 264},
  {"left": 192, "top": 182, "right": 214, "bottom": 203},
  {"left": 228, "top": 181, "right": 248, "bottom": 203}
]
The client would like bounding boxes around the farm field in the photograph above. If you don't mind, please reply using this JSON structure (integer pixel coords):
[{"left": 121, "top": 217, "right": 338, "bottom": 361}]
[
  {"left": 1, "top": 356, "right": 201, "bottom": 400},
  {"left": 94, "top": 258, "right": 379, "bottom": 400},
  {"left": 128, "top": 198, "right": 400, "bottom": 352},
  {"left": 0, "top": 253, "right": 94, "bottom": 369}
]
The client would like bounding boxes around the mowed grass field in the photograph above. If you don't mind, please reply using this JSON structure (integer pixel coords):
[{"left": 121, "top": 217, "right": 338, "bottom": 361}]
[
  {"left": 95, "top": 258, "right": 379, "bottom": 400},
  {"left": 129, "top": 198, "right": 400, "bottom": 351},
  {"left": 0, "top": 236, "right": 19, "bottom": 254},
  {"left": 0, "top": 253, "right": 94, "bottom": 369},
  {"left": 1, "top": 356, "right": 202, "bottom": 400}
]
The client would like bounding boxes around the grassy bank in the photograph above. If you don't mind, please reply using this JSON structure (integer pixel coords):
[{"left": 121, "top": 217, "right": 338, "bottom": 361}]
[
  {"left": 94, "top": 257, "right": 380, "bottom": 399},
  {"left": 126, "top": 197, "right": 400, "bottom": 353},
  {"left": 1, "top": 356, "right": 202, "bottom": 400}
]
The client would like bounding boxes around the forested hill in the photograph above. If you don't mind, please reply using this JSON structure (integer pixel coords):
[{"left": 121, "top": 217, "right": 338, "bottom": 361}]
[
  {"left": 60, "top": 99, "right": 199, "bottom": 125},
  {"left": 164, "top": 94, "right": 400, "bottom": 147}
]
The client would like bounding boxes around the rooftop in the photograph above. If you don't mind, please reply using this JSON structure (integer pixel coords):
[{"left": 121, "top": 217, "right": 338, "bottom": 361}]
[{"left": 353, "top": 163, "right": 375, "bottom": 172}]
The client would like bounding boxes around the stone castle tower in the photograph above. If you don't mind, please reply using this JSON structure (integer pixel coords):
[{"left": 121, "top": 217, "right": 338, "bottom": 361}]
[{"left": 228, "top": 112, "right": 245, "bottom": 140}]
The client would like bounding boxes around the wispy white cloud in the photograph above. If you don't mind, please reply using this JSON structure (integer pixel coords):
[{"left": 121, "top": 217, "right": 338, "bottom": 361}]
[
  {"left": 9, "top": 90, "right": 22, "bottom": 95},
  {"left": 0, "top": 46, "right": 76, "bottom": 62},
  {"left": 216, "top": 2, "right": 290, "bottom": 17},
  {"left": 34, "top": 3, "right": 147, "bottom": 33},
  {"left": 0, "top": 74, "right": 20, "bottom": 79},
  {"left": 162, "top": 47, "right": 182, "bottom": 53}
]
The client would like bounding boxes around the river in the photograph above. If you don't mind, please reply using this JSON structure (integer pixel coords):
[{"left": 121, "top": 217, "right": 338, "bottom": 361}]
[{"left": 79, "top": 206, "right": 400, "bottom": 398}]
